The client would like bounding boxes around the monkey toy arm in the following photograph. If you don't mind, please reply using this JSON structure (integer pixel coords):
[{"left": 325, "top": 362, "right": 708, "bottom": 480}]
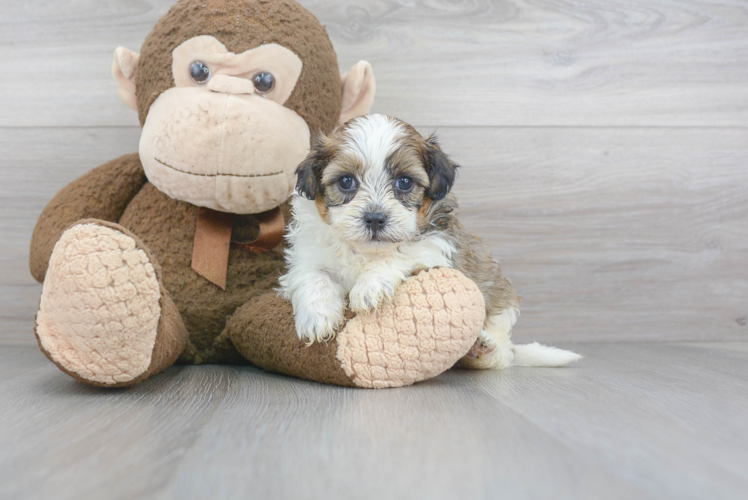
[{"left": 29, "top": 153, "right": 147, "bottom": 282}]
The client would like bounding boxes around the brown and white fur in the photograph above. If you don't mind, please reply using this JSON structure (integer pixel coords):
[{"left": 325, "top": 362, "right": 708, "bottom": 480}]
[{"left": 279, "top": 114, "right": 580, "bottom": 369}]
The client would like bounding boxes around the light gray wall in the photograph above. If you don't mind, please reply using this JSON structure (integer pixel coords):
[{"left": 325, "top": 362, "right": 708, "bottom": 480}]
[{"left": 1, "top": 0, "right": 746, "bottom": 344}]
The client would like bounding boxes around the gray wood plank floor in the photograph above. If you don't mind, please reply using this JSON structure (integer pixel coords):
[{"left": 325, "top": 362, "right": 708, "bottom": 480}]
[{"left": 1, "top": 342, "right": 747, "bottom": 500}]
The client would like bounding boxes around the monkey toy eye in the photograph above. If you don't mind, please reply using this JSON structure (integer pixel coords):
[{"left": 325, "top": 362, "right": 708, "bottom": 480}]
[
  {"left": 338, "top": 176, "right": 357, "bottom": 191},
  {"left": 190, "top": 61, "right": 211, "bottom": 84},
  {"left": 252, "top": 72, "right": 275, "bottom": 93},
  {"left": 396, "top": 177, "right": 413, "bottom": 191}
]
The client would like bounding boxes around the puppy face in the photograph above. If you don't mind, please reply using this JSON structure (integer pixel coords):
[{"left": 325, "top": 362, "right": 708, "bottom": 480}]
[{"left": 295, "top": 114, "right": 459, "bottom": 249}]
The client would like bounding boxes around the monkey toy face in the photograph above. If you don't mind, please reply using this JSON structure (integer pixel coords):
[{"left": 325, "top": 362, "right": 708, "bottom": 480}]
[
  {"left": 112, "top": 0, "right": 376, "bottom": 214},
  {"left": 139, "top": 36, "right": 310, "bottom": 213}
]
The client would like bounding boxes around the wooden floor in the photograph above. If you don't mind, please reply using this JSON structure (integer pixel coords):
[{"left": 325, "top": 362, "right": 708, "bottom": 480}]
[
  {"left": 1, "top": 0, "right": 748, "bottom": 498},
  {"left": 1, "top": 342, "right": 747, "bottom": 500}
]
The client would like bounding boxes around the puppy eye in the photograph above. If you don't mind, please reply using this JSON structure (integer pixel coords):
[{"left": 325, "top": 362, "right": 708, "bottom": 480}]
[
  {"left": 252, "top": 72, "right": 275, "bottom": 93},
  {"left": 396, "top": 177, "right": 413, "bottom": 191},
  {"left": 337, "top": 176, "right": 357, "bottom": 191},
  {"left": 190, "top": 61, "right": 211, "bottom": 84}
]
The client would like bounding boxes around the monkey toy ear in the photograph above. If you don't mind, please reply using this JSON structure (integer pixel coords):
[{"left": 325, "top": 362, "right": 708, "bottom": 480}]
[
  {"left": 112, "top": 47, "right": 140, "bottom": 111},
  {"left": 338, "top": 61, "right": 376, "bottom": 126}
]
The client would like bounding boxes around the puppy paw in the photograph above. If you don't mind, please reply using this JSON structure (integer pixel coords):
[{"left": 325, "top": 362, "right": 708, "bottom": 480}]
[
  {"left": 294, "top": 298, "right": 345, "bottom": 344},
  {"left": 458, "top": 330, "right": 515, "bottom": 370},
  {"left": 465, "top": 332, "right": 497, "bottom": 359},
  {"left": 348, "top": 276, "right": 396, "bottom": 313}
]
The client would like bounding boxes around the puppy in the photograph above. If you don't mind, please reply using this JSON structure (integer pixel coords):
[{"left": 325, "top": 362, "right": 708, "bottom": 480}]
[{"left": 279, "top": 114, "right": 580, "bottom": 369}]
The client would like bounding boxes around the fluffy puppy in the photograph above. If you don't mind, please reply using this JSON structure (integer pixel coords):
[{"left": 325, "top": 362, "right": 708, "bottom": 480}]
[{"left": 279, "top": 114, "right": 580, "bottom": 369}]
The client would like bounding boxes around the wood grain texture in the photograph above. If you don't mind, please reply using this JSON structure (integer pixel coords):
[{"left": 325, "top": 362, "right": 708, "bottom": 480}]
[
  {"left": 0, "top": 127, "right": 142, "bottom": 344},
  {"left": 438, "top": 126, "right": 748, "bottom": 342},
  {"left": 2, "top": 126, "right": 746, "bottom": 344},
  {"left": 1, "top": 0, "right": 747, "bottom": 127},
  {"left": 2, "top": 2, "right": 747, "bottom": 499},
  {"left": 1, "top": 342, "right": 747, "bottom": 500}
]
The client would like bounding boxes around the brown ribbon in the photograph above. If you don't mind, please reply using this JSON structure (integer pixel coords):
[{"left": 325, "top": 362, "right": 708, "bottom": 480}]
[
  {"left": 231, "top": 207, "right": 285, "bottom": 254},
  {"left": 191, "top": 207, "right": 285, "bottom": 289}
]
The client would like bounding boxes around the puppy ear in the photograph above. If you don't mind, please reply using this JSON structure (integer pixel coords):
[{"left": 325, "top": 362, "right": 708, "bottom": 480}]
[
  {"left": 295, "top": 134, "right": 334, "bottom": 200},
  {"left": 423, "top": 134, "right": 459, "bottom": 200}
]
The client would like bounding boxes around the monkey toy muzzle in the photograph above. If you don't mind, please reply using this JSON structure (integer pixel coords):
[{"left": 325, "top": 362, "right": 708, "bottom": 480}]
[
  {"left": 140, "top": 86, "right": 310, "bottom": 214},
  {"left": 138, "top": 37, "right": 312, "bottom": 215}
]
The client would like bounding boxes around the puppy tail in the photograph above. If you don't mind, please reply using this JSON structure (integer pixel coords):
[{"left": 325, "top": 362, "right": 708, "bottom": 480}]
[{"left": 512, "top": 342, "right": 582, "bottom": 367}]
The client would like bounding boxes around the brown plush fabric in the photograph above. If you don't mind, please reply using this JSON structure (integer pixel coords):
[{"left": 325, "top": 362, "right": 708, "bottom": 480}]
[
  {"left": 225, "top": 293, "right": 356, "bottom": 387},
  {"left": 136, "top": 0, "right": 342, "bottom": 135},
  {"left": 117, "top": 183, "right": 289, "bottom": 363},
  {"left": 146, "top": 292, "right": 189, "bottom": 379},
  {"left": 30, "top": 155, "right": 291, "bottom": 368},
  {"left": 29, "top": 153, "right": 147, "bottom": 283}
]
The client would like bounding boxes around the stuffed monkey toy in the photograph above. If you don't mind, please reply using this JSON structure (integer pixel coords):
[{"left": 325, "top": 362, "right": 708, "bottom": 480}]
[{"left": 30, "top": 0, "right": 486, "bottom": 389}]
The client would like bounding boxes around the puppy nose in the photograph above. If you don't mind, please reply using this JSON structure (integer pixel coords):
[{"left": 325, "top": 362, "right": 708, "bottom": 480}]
[{"left": 363, "top": 212, "right": 387, "bottom": 231}]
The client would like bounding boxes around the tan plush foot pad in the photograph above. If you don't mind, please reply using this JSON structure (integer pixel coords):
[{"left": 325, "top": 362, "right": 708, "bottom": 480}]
[
  {"left": 36, "top": 223, "right": 162, "bottom": 385},
  {"left": 336, "top": 268, "right": 486, "bottom": 388}
]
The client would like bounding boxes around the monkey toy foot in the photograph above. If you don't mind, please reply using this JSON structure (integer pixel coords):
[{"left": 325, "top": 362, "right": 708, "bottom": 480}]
[
  {"left": 35, "top": 221, "right": 186, "bottom": 387},
  {"left": 227, "top": 267, "right": 487, "bottom": 388}
]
